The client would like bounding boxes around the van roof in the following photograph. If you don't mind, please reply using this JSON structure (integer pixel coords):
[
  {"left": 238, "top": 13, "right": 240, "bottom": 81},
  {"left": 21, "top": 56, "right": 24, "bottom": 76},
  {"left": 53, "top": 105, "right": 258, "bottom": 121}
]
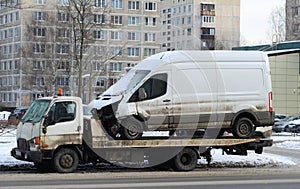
[
  {"left": 148, "top": 50, "right": 266, "bottom": 63},
  {"left": 132, "top": 50, "right": 267, "bottom": 71}
]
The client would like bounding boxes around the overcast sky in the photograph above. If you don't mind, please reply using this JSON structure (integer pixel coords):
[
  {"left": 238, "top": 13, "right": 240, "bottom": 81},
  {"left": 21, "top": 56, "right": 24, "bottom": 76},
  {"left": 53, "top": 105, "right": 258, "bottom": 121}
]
[{"left": 240, "top": 0, "right": 285, "bottom": 45}]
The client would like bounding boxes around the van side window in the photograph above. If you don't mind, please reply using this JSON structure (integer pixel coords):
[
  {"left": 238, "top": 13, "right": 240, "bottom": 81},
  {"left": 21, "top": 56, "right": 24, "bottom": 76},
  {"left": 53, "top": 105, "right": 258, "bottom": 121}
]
[
  {"left": 129, "top": 73, "right": 168, "bottom": 102},
  {"left": 47, "top": 101, "right": 76, "bottom": 124}
]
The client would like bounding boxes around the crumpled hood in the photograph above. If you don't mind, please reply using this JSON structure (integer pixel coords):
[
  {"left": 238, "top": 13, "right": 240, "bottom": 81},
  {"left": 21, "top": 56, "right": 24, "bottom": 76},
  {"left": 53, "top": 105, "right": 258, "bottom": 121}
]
[{"left": 89, "top": 95, "right": 123, "bottom": 110}]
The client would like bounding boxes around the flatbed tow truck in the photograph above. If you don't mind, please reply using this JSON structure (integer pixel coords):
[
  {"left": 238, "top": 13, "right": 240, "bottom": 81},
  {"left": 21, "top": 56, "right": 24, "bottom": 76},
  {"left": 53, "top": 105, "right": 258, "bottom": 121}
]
[{"left": 11, "top": 95, "right": 273, "bottom": 173}]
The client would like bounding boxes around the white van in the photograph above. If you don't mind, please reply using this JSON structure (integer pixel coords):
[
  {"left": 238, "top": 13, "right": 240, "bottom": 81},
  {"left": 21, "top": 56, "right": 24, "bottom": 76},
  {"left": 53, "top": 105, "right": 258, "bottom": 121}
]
[{"left": 90, "top": 51, "right": 274, "bottom": 140}]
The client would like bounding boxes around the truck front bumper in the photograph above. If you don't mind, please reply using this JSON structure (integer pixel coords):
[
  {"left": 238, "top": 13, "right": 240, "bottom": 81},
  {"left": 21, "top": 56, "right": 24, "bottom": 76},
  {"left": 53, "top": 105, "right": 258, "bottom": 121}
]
[{"left": 11, "top": 148, "right": 42, "bottom": 163}]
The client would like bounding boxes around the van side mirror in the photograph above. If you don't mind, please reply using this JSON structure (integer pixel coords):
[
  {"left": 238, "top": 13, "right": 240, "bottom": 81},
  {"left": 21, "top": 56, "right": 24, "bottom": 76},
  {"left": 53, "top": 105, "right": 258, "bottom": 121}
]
[{"left": 138, "top": 88, "right": 147, "bottom": 101}]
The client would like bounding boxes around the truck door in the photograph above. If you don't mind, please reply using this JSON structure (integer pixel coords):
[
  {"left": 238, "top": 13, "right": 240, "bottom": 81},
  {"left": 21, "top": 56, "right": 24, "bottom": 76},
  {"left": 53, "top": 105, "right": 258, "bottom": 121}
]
[
  {"left": 134, "top": 72, "right": 173, "bottom": 131},
  {"left": 43, "top": 100, "right": 81, "bottom": 147}
]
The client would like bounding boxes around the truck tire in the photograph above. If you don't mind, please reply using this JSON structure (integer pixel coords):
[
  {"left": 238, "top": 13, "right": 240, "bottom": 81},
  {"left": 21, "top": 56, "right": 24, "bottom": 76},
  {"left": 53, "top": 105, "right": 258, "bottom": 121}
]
[
  {"left": 171, "top": 148, "right": 197, "bottom": 171},
  {"left": 121, "top": 117, "right": 143, "bottom": 140},
  {"left": 53, "top": 148, "right": 79, "bottom": 173},
  {"left": 232, "top": 117, "right": 255, "bottom": 138}
]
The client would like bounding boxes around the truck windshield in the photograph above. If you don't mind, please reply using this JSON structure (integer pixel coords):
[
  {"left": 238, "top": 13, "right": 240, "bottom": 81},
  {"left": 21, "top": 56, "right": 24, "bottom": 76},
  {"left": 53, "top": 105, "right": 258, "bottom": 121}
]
[
  {"left": 103, "top": 70, "right": 150, "bottom": 96},
  {"left": 21, "top": 100, "right": 51, "bottom": 123}
]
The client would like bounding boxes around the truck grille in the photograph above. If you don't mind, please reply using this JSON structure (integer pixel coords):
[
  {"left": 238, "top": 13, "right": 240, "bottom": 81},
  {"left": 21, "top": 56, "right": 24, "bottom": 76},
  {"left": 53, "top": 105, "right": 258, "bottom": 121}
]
[{"left": 17, "top": 138, "right": 29, "bottom": 150}]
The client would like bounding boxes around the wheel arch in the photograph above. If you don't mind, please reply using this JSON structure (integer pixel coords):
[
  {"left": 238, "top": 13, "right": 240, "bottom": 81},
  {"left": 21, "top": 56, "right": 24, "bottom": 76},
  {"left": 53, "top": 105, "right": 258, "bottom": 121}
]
[{"left": 231, "top": 110, "right": 258, "bottom": 127}]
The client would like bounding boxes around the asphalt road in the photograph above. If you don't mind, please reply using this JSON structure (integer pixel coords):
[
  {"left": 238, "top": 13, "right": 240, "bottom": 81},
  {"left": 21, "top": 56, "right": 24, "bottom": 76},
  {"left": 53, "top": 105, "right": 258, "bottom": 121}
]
[
  {"left": 0, "top": 145, "right": 299, "bottom": 189},
  {"left": 0, "top": 169, "right": 300, "bottom": 189}
]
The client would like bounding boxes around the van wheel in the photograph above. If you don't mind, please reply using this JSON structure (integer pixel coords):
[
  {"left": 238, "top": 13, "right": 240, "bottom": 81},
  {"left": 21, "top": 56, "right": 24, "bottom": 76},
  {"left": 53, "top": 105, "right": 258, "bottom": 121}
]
[
  {"left": 171, "top": 148, "right": 197, "bottom": 171},
  {"left": 53, "top": 148, "right": 79, "bottom": 173},
  {"left": 121, "top": 117, "right": 143, "bottom": 140},
  {"left": 232, "top": 117, "right": 255, "bottom": 138}
]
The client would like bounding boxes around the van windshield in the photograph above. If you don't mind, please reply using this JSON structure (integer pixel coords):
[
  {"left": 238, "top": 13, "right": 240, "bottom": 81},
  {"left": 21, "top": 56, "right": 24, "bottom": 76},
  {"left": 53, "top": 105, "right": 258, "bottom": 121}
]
[
  {"left": 104, "top": 70, "right": 150, "bottom": 96},
  {"left": 21, "top": 100, "right": 51, "bottom": 123}
]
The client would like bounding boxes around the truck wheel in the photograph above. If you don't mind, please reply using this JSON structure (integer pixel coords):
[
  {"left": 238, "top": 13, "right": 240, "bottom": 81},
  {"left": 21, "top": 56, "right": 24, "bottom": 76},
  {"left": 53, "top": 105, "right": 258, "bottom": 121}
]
[
  {"left": 53, "top": 148, "right": 79, "bottom": 173},
  {"left": 121, "top": 117, "right": 143, "bottom": 140},
  {"left": 232, "top": 117, "right": 255, "bottom": 138},
  {"left": 171, "top": 148, "right": 197, "bottom": 171}
]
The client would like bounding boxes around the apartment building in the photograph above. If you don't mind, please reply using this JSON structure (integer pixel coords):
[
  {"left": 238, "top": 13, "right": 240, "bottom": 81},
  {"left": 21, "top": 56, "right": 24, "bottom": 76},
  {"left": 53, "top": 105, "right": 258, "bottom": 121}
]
[
  {"left": 0, "top": 0, "right": 160, "bottom": 109},
  {"left": 160, "top": 0, "right": 240, "bottom": 51},
  {"left": 286, "top": 0, "right": 300, "bottom": 40}
]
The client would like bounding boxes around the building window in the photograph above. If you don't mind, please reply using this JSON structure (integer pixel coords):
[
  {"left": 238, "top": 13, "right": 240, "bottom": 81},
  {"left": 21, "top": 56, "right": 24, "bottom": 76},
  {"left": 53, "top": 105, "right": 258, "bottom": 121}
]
[
  {"left": 32, "top": 93, "right": 45, "bottom": 100},
  {"left": 15, "top": 11, "right": 19, "bottom": 21},
  {"left": 34, "top": 11, "right": 46, "bottom": 21},
  {"left": 110, "top": 31, "right": 122, "bottom": 40},
  {"left": 128, "top": 1, "right": 139, "bottom": 10},
  {"left": 293, "top": 24, "right": 300, "bottom": 33},
  {"left": 34, "top": 0, "right": 46, "bottom": 5},
  {"left": 144, "top": 33, "right": 156, "bottom": 42},
  {"left": 144, "top": 48, "right": 156, "bottom": 57},
  {"left": 9, "top": 28, "right": 13, "bottom": 38},
  {"left": 111, "top": 0, "right": 122, "bottom": 9},
  {"left": 128, "top": 31, "right": 140, "bottom": 41},
  {"left": 145, "top": 2, "right": 156, "bottom": 11},
  {"left": 94, "top": 46, "right": 106, "bottom": 55},
  {"left": 56, "top": 44, "right": 69, "bottom": 54},
  {"left": 35, "top": 77, "right": 45, "bottom": 86},
  {"left": 94, "top": 0, "right": 106, "bottom": 7},
  {"left": 33, "top": 43, "right": 45, "bottom": 53},
  {"left": 127, "top": 47, "right": 140, "bottom": 56},
  {"left": 145, "top": 17, "right": 156, "bottom": 26},
  {"left": 33, "top": 60, "right": 46, "bottom": 70},
  {"left": 14, "top": 27, "right": 19, "bottom": 37},
  {"left": 110, "top": 62, "right": 122, "bottom": 72},
  {"left": 96, "top": 77, "right": 105, "bottom": 87},
  {"left": 110, "top": 46, "right": 122, "bottom": 56},
  {"left": 202, "top": 16, "right": 215, "bottom": 23},
  {"left": 34, "top": 27, "right": 46, "bottom": 37},
  {"left": 58, "top": 12, "right": 69, "bottom": 22},
  {"left": 57, "top": 28, "right": 69, "bottom": 38},
  {"left": 292, "top": 7, "right": 299, "bottom": 17},
  {"left": 58, "top": 60, "right": 70, "bottom": 70},
  {"left": 94, "top": 29, "right": 106, "bottom": 40},
  {"left": 128, "top": 16, "right": 140, "bottom": 25},
  {"left": 92, "top": 61, "right": 103, "bottom": 71},
  {"left": 94, "top": 14, "right": 105, "bottom": 24},
  {"left": 56, "top": 77, "right": 69, "bottom": 86},
  {"left": 58, "top": 0, "right": 69, "bottom": 6},
  {"left": 201, "top": 28, "right": 215, "bottom": 35},
  {"left": 111, "top": 15, "right": 122, "bottom": 25}
]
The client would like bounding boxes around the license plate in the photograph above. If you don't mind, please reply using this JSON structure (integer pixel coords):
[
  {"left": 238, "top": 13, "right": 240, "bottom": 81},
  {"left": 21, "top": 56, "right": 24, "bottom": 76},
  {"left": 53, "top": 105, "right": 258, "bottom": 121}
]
[{"left": 15, "top": 150, "right": 21, "bottom": 156}]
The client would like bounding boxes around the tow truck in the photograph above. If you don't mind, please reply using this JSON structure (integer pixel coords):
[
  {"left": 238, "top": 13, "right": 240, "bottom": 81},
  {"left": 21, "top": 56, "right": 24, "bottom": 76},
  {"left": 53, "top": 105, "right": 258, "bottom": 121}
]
[{"left": 11, "top": 91, "right": 272, "bottom": 173}]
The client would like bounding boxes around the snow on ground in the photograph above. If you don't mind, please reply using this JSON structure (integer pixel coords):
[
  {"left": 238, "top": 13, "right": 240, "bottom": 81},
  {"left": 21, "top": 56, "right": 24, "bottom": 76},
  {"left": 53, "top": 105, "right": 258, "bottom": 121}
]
[{"left": 0, "top": 128, "right": 298, "bottom": 168}]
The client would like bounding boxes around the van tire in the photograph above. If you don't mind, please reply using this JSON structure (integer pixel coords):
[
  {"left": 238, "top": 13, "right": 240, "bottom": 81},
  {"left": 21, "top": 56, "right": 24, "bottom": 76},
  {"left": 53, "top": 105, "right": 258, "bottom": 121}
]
[
  {"left": 232, "top": 117, "right": 255, "bottom": 138},
  {"left": 53, "top": 148, "right": 79, "bottom": 173},
  {"left": 121, "top": 117, "right": 143, "bottom": 140},
  {"left": 171, "top": 148, "right": 197, "bottom": 171}
]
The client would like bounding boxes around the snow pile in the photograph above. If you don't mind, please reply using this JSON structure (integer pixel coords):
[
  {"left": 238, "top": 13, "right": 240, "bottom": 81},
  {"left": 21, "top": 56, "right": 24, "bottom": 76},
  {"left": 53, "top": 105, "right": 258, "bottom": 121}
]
[
  {"left": 202, "top": 149, "right": 296, "bottom": 168},
  {"left": 0, "top": 128, "right": 298, "bottom": 169}
]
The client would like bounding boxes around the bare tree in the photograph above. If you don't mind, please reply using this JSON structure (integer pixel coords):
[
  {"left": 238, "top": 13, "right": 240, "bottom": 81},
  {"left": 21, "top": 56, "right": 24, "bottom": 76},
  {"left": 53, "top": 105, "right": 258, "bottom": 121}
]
[{"left": 268, "top": 5, "right": 286, "bottom": 43}]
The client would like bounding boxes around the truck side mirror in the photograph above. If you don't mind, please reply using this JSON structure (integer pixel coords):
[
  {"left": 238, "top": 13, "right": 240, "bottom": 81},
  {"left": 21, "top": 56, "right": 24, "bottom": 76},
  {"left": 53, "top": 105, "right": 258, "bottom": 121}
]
[
  {"left": 138, "top": 88, "right": 147, "bottom": 101},
  {"left": 43, "top": 111, "right": 54, "bottom": 127}
]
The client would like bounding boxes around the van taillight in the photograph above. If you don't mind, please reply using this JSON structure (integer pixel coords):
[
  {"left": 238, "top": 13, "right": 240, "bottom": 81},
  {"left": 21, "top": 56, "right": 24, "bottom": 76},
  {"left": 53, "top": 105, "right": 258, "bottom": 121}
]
[{"left": 268, "top": 92, "right": 273, "bottom": 112}]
